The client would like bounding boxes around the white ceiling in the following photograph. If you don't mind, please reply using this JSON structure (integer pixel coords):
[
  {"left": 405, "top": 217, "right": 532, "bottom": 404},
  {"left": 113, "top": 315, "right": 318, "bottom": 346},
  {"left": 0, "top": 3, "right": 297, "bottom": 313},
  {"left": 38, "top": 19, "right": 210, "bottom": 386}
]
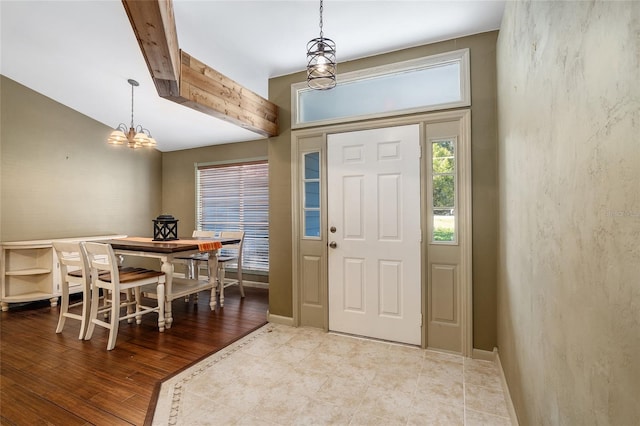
[{"left": 0, "top": 0, "right": 505, "bottom": 152}]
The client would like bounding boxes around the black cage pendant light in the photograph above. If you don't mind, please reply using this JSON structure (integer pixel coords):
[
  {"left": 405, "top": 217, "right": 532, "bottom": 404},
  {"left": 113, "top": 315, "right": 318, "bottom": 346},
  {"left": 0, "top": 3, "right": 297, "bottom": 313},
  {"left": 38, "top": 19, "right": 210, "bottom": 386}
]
[{"left": 306, "top": 0, "right": 336, "bottom": 90}]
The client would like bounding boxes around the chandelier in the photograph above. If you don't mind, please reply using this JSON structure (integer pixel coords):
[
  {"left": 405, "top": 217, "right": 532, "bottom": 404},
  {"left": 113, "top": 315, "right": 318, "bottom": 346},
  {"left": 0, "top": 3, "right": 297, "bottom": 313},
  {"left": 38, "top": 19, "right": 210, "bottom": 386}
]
[
  {"left": 107, "top": 79, "right": 157, "bottom": 148},
  {"left": 306, "top": 0, "right": 336, "bottom": 90}
]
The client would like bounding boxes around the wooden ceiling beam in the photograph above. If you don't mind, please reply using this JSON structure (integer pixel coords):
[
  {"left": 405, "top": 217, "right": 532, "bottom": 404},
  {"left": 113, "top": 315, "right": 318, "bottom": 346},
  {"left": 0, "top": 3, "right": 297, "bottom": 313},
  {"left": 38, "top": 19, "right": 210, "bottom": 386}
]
[
  {"left": 121, "top": 0, "right": 181, "bottom": 98},
  {"left": 180, "top": 52, "right": 278, "bottom": 137},
  {"left": 121, "top": 0, "right": 278, "bottom": 137}
]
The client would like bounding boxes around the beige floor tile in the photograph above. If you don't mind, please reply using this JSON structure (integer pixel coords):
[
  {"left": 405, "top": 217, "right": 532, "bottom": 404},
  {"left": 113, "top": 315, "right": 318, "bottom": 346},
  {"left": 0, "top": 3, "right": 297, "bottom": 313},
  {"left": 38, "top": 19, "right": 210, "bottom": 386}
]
[
  {"left": 356, "top": 384, "right": 414, "bottom": 423},
  {"left": 407, "top": 400, "right": 464, "bottom": 426},
  {"left": 284, "top": 333, "right": 324, "bottom": 352},
  {"left": 292, "top": 398, "right": 357, "bottom": 425},
  {"left": 465, "top": 408, "right": 513, "bottom": 426},
  {"left": 177, "top": 394, "right": 249, "bottom": 426},
  {"left": 422, "top": 356, "right": 465, "bottom": 383},
  {"left": 464, "top": 358, "right": 502, "bottom": 390},
  {"left": 303, "top": 350, "right": 345, "bottom": 373},
  {"left": 276, "top": 368, "right": 329, "bottom": 398},
  {"left": 464, "top": 358, "right": 497, "bottom": 373},
  {"left": 266, "top": 344, "right": 315, "bottom": 366},
  {"left": 235, "top": 414, "right": 283, "bottom": 426},
  {"left": 317, "top": 333, "right": 363, "bottom": 356},
  {"left": 424, "top": 349, "right": 464, "bottom": 364},
  {"left": 154, "top": 324, "right": 512, "bottom": 426},
  {"left": 369, "top": 367, "right": 420, "bottom": 394},
  {"left": 192, "top": 378, "right": 263, "bottom": 413},
  {"left": 349, "top": 410, "right": 406, "bottom": 426},
  {"left": 252, "top": 390, "right": 314, "bottom": 425},
  {"left": 242, "top": 337, "right": 285, "bottom": 357},
  {"left": 415, "top": 375, "right": 464, "bottom": 406},
  {"left": 465, "top": 383, "right": 510, "bottom": 418},
  {"left": 313, "top": 375, "right": 368, "bottom": 407}
]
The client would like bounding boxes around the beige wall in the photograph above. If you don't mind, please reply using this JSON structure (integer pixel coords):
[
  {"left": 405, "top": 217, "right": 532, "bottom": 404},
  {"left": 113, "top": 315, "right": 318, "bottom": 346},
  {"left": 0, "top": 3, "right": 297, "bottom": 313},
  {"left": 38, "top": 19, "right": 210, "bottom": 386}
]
[
  {"left": 497, "top": 2, "right": 640, "bottom": 424},
  {"left": 0, "top": 76, "right": 162, "bottom": 242},
  {"left": 268, "top": 31, "right": 499, "bottom": 349}
]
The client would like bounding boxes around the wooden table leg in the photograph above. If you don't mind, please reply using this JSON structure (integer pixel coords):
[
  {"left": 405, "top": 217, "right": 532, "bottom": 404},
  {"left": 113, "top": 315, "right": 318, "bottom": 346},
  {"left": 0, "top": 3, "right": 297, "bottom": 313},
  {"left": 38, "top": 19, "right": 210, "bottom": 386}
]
[
  {"left": 156, "top": 279, "right": 166, "bottom": 332},
  {"left": 208, "top": 250, "right": 219, "bottom": 311},
  {"left": 160, "top": 258, "right": 174, "bottom": 328}
]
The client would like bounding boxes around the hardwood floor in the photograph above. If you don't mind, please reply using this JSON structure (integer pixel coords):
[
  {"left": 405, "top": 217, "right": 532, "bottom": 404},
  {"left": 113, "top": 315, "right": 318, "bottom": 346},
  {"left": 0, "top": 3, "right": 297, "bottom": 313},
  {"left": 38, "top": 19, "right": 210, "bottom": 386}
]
[{"left": 0, "top": 287, "right": 269, "bottom": 425}]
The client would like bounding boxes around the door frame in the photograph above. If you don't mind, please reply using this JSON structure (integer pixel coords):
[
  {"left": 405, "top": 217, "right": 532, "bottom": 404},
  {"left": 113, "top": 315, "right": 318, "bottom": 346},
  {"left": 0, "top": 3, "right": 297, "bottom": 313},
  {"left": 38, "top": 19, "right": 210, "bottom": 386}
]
[{"left": 290, "top": 110, "right": 472, "bottom": 354}]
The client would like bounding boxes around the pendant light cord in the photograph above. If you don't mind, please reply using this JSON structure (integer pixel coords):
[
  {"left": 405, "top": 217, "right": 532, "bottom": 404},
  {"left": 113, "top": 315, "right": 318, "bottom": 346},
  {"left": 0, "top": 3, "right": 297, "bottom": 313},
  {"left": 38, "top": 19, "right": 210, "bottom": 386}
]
[
  {"left": 319, "top": 0, "right": 324, "bottom": 38},
  {"left": 130, "top": 83, "right": 135, "bottom": 129}
]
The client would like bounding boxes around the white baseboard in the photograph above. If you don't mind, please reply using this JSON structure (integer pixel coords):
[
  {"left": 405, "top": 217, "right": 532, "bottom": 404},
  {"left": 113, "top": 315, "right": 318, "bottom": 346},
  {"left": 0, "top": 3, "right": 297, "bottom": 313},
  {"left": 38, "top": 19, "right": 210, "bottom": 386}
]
[
  {"left": 266, "top": 311, "right": 294, "bottom": 326},
  {"left": 495, "top": 350, "right": 519, "bottom": 426}
]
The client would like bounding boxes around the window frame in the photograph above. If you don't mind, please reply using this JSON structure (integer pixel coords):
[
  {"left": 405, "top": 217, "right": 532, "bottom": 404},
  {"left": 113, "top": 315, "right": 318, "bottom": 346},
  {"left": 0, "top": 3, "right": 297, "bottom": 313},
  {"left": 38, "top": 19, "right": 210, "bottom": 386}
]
[
  {"left": 291, "top": 48, "right": 470, "bottom": 129},
  {"left": 195, "top": 157, "right": 269, "bottom": 273}
]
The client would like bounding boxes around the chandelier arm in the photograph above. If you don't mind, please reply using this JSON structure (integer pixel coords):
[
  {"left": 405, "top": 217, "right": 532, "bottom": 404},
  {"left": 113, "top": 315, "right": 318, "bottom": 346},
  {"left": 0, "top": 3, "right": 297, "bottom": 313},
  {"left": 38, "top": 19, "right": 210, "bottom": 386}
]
[{"left": 135, "top": 125, "right": 152, "bottom": 136}]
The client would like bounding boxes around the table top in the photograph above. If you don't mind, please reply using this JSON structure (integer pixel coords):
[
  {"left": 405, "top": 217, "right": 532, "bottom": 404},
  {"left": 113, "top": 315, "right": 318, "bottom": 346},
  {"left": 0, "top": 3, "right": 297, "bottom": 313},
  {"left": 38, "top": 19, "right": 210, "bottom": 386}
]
[{"left": 102, "top": 237, "right": 240, "bottom": 254}]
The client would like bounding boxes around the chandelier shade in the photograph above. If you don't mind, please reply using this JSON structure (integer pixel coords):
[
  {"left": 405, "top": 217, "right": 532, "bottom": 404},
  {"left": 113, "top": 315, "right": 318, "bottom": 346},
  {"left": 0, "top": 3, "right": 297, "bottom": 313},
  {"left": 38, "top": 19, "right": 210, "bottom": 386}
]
[
  {"left": 107, "top": 79, "right": 157, "bottom": 149},
  {"left": 306, "top": 0, "right": 336, "bottom": 90}
]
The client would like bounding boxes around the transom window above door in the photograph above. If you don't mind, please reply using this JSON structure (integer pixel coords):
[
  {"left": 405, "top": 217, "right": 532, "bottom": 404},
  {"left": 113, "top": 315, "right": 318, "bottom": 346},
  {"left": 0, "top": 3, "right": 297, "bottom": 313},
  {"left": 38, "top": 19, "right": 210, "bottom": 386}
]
[{"left": 292, "top": 49, "right": 470, "bottom": 128}]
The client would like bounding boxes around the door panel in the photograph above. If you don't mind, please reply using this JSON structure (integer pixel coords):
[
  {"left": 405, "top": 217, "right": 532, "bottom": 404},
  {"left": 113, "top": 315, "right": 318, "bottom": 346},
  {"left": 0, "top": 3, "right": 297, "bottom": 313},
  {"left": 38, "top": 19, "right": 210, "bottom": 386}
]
[
  {"left": 378, "top": 174, "right": 401, "bottom": 239},
  {"left": 379, "top": 260, "right": 401, "bottom": 316},
  {"left": 343, "top": 176, "right": 364, "bottom": 238},
  {"left": 344, "top": 258, "right": 365, "bottom": 311},
  {"left": 328, "top": 125, "right": 421, "bottom": 345}
]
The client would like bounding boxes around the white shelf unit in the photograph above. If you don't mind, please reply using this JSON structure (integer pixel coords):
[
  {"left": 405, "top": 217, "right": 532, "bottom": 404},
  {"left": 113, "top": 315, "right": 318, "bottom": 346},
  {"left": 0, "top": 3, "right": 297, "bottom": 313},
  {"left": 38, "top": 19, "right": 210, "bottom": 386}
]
[{"left": 1, "top": 235, "right": 126, "bottom": 311}]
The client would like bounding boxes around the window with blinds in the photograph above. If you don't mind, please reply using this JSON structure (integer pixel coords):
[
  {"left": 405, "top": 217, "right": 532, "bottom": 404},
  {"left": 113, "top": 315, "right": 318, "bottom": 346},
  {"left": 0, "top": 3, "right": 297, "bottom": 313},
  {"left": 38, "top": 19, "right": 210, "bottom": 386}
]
[{"left": 196, "top": 161, "right": 269, "bottom": 272}]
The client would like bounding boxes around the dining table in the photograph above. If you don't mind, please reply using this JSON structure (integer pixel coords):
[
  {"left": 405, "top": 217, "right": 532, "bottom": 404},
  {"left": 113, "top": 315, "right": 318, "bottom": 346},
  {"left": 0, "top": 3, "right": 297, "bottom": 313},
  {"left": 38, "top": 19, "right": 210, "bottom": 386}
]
[{"left": 102, "top": 236, "right": 240, "bottom": 329}]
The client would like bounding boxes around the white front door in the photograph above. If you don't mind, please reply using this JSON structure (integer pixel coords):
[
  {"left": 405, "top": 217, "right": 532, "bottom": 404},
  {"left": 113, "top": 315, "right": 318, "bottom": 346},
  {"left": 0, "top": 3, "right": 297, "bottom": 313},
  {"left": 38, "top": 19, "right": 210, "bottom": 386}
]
[{"left": 327, "top": 125, "right": 422, "bottom": 345}]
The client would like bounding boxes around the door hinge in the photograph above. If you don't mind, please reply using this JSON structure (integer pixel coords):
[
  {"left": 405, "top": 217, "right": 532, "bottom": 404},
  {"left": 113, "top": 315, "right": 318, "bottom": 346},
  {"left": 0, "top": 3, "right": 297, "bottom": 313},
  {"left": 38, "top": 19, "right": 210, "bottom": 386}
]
[
  {"left": 418, "top": 144, "right": 422, "bottom": 158},
  {"left": 419, "top": 314, "right": 423, "bottom": 327}
]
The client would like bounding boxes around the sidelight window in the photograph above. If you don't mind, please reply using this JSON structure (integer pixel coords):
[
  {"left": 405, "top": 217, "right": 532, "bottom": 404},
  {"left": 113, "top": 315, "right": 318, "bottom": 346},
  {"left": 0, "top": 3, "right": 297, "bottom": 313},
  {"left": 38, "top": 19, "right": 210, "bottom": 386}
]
[
  {"left": 303, "top": 151, "right": 321, "bottom": 238},
  {"left": 431, "top": 139, "right": 457, "bottom": 244}
]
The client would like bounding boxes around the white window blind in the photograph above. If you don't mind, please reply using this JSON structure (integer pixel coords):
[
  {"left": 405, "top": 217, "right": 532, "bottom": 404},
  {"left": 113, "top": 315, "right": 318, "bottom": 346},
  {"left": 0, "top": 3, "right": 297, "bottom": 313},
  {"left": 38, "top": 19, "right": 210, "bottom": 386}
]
[{"left": 196, "top": 161, "right": 269, "bottom": 272}]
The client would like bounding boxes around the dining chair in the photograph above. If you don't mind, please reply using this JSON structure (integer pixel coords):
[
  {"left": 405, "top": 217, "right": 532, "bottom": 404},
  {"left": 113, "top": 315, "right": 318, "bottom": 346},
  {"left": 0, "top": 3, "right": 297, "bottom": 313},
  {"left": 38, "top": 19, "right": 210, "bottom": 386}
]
[
  {"left": 175, "top": 230, "right": 218, "bottom": 280},
  {"left": 83, "top": 242, "right": 166, "bottom": 351},
  {"left": 216, "top": 230, "right": 245, "bottom": 307},
  {"left": 52, "top": 241, "right": 91, "bottom": 339}
]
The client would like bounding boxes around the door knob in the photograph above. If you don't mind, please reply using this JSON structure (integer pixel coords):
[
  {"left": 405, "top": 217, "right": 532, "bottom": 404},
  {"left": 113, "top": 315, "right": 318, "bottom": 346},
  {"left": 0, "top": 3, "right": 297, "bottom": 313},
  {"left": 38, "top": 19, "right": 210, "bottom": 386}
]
[
  {"left": 329, "top": 241, "right": 337, "bottom": 249},
  {"left": 330, "top": 226, "right": 337, "bottom": 233}
]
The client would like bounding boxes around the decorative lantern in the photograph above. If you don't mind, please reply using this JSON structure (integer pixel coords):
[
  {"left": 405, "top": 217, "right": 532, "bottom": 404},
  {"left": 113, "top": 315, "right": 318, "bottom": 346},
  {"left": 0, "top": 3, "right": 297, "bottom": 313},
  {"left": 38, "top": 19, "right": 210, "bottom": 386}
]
[{"left": 153, "top": 215, "right": 179, "bottom": 241}]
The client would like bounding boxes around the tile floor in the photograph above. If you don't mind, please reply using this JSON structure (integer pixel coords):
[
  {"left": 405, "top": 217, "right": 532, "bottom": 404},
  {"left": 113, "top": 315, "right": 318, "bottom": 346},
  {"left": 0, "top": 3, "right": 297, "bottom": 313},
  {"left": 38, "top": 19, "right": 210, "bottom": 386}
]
[{"left": 153, "top": 324, "right": 513, "bottom": 425}]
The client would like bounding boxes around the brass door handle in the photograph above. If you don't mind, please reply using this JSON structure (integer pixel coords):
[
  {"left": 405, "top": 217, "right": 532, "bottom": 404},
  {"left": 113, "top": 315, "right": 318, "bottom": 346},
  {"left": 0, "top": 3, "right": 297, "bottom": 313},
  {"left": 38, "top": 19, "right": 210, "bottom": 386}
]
[{"left": 329, "top": 241, "right": 337, "bottom": 249}]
